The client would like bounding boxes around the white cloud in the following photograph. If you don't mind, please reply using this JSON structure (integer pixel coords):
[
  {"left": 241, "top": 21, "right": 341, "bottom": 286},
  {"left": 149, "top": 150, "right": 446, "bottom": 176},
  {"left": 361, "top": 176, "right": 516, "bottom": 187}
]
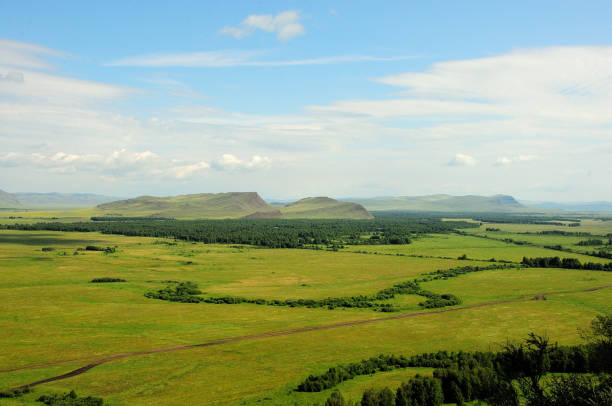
[
  {"left": 0, "top": 149, "right": 274, "bottom": 180},
  {"left": 312, "top": 46, "right": 612, "bottom": 126},
  {"left": 0, "top": 68, "right": 130, "bottom": 105},
  {"left": 220, "top": 10, "right": 305, "bottom": 41},
  {"left": 2, "top": 39, "right": 612, "bottom": 200},
  {"left": 0, "top": 150, "right": 211, "bottom": 180},
  {"left": 448, "top": 153, "right": 476, "bottom": 167},
  {"left": 107, "top": 50, "right": 412, "bottom": 68},
  {"left": 496, "top": 157, "right": 513, "bottom": 166},
  {"left": 495, "top": 155, "right": 538, "bottom": 166},
  {"left": 214, "top": 154, "right": 271, "bottom": 171},
  {"left": 0, "top": 40, "right": 130, "bottom": 106},
  {"left": 0, "top": 39, "right": 63, "bottom": 69},
  {"left": 171, "top": 161, "right": 210, "bottom": 179}
]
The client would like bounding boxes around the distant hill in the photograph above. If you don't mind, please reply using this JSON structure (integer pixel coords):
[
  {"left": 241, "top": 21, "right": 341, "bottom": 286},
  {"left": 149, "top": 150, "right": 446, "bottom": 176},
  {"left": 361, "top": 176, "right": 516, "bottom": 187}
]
[
  {"left": 96, "top": 192, "right": 273, "bottom": 219},
  {"left": 280, "top": 197, "right": 373, "bottom": 219},
  {"left": 350, "top": 194, "right": 525, "bottom": 212},
  {"left": 96, "top": 193, "right": 373, "bottom": 219},
  {"left": 14, "top": 192, "right": 122, "bottom": 208},
  {"left": 520, "top": 201, "right": 612, "bottom": 212},
  {"left": 0, "top": 190, "right": 21, "bottom": 208}
]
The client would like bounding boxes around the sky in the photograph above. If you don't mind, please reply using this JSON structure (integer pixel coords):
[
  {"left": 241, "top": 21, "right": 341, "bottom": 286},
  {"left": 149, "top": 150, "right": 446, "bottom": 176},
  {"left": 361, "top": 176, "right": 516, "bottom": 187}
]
[{"left": 1, "top": 1, "right": 612, "bottom": 201}]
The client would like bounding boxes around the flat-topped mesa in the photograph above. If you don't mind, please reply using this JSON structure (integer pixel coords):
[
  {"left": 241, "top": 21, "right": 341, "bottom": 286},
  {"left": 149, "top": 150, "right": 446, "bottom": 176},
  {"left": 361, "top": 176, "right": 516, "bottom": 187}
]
[{"left": 96, "top": 192, "right": 272, "bottom": 219}]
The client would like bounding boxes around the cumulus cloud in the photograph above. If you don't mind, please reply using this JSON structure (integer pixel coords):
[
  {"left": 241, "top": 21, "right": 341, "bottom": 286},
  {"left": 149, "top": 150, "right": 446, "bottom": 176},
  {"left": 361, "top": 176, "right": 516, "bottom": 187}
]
[
  {"left": 448, "top": 153, "right": 476, "bottom": 167},
  {"left": 213, "top": 154, "right": 272, "bottom": 171},
  {"left": 495, "top": 155, "right": 538, "bottom": 166},
  {"left": 496, "top": 157, "right": 513, "bottom": 166},
  {"left": 0, "top": 150, "right": 211, "bottom": 180},
  {"left": 0, "top": 149, "right": 274, "bottom": 179},
  {"left": 171, "top": 161, "right": 210, "bottom": 178},
  {"left": 220, "top": 10, "right": 305, "bottom": 41}
]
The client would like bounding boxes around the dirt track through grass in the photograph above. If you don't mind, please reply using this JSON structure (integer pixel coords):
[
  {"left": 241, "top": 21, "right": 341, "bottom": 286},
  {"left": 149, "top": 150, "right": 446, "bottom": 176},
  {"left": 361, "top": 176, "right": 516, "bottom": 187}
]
[{"left": 8, "top": 285, "right": 611, "bottom": 390}]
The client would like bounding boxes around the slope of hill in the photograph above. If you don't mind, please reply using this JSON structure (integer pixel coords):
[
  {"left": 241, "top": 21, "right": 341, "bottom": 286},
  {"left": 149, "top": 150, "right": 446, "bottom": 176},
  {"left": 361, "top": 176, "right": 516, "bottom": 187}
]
[
  {"left": 280, "top": 197, "right": 374, "bottom": 219},
  {"left": 14, "top": 192, "right": 121, "bottom": 208},
  {"left": 350, "top": 194, "right": 525, "bottom": 212},
  {"left": 96, "top": 192, "right": 273, "bottom": 219},
  {"left": 0, "top": 190, "right": 21, "bottom": 208}
]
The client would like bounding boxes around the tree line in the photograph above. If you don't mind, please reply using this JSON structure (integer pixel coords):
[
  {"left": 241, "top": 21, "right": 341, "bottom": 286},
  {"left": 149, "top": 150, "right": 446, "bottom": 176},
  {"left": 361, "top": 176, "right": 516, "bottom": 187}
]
[
  {"left": 521, "top": 256, "right": 612, "bottom": 271},
  {"left": 1, "top": 217, "right": 477, "bottom": 249}
]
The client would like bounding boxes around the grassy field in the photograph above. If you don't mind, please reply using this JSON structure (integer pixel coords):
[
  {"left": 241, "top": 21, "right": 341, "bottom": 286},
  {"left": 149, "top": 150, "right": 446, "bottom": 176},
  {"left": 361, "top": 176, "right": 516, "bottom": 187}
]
[
  {"left": 341, "top": 233, "right": 611, "bottom": 263},
  {"left": 0, "top": 221, "right": 611, "bottom": 405}
]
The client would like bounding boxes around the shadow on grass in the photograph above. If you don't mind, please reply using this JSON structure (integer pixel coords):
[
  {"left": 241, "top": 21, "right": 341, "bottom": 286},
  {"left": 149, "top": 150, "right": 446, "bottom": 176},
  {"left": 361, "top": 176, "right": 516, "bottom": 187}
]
[{"left": 0, "top": 233, "right": 103, "bottom": 246}]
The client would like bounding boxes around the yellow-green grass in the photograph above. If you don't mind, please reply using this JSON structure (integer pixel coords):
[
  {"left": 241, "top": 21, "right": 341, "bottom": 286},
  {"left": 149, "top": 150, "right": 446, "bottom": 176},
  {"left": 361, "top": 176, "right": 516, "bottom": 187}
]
[
  {"left": 421, "top": 268, "right": 612, "bottom": 308},
  {"left": 465, "top": 227, "right": 611, "bottom": 256},
  {"left": 2, "top": 298, "right": 606, "bottom": 406},
  {"left": 1, "top": 229, "right": 611, "bottom": 405},
  {"left": 0, "top": 230, "right": 481, "bottom": 370},
  {"left": 464, "top": 219, "right": 612, "bottom": 235},
  {"left": 341, "top": 233, "right": 610, "bottom": 263},
  {"left": 0, "top": 208, "right": 94, "bottom": 224},
  {"left": 0, "top": 230, "right": 482, "bottom": 300}
]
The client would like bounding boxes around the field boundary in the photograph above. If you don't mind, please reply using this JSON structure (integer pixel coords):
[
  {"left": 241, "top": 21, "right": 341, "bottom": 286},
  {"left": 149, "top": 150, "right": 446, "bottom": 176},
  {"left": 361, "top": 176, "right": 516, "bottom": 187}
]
[{"left": 6, "top": 285, "right": 610, "bottom": 391}]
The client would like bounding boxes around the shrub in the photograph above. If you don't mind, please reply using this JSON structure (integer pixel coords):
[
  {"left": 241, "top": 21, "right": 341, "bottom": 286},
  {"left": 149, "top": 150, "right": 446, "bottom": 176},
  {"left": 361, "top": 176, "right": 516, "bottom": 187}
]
[
  {"left": 37, "top": 390, "right": 104, "bottom": 405},
  {"left": 0, "top": 386, "right": 30, "bottom": 398},
  {"left": 90, "top": 277, "right": 126, "bottom": 283}
]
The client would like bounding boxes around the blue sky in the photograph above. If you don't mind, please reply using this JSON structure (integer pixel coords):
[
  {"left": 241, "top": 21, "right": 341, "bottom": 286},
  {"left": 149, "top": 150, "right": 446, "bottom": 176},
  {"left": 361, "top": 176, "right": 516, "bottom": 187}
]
[{"left": 1, "top": 1, "right": 612, "bottom": 200}]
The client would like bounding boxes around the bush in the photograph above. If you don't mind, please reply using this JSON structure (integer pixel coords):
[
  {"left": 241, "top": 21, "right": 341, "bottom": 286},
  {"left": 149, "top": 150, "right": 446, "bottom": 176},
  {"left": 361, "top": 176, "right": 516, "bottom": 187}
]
[
  {"left": 85, "top": 246, "right": 103, "bottom": 251},
  {"left": 90, "top": 277, "right": 126, "bottom": 283},
  {"left": 84, "top": 246, "right": 116, "bottom": 253},
  {"left": 0, "top": 386, "right": 30, "bottom": 398},
  {"left": 37, "top": 390, "right": 104, "bottom": 405}
]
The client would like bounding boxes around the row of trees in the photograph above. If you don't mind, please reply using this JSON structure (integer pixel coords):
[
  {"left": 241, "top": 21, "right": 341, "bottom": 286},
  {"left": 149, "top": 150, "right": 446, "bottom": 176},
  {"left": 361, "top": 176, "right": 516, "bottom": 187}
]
[
  {"left": 521, "top": 256, "right": 612, "bottom": 271},
  {"left": 145, "top": 265, "right": 507, "bottom": 312},
  {"left": 298, "top": 352, "right": 496, "bottom": 392}
]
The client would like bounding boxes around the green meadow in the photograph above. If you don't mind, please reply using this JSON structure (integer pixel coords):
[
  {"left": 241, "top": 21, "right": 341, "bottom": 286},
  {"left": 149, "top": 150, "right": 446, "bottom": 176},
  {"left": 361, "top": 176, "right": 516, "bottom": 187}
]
[{"left": 0, "top": 218, "right": 611, "bottom": 405}]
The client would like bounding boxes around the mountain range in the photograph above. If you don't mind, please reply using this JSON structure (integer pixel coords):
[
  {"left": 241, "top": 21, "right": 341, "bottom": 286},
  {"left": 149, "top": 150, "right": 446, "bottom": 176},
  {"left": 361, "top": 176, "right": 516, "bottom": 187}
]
[
  {"left": 3, "top": 188, "right": 612, "bottom": 216},
  {"left": 95, "top": 193, "right": 373, "bottom": 219},
  {"left": 348, "top": 194, "right": 526, "bottom": 212},
  {"left": 0, "top": 190, "right": 120, "bottom": 208}
]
